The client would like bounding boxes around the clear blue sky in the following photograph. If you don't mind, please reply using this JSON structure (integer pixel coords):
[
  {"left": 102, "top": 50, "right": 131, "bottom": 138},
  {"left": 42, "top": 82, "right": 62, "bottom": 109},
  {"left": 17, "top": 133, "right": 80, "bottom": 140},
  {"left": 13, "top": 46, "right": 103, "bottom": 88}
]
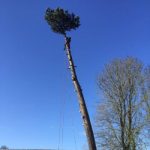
[{"left": 0, "top": 0, "right": 150, "bottom": 150}]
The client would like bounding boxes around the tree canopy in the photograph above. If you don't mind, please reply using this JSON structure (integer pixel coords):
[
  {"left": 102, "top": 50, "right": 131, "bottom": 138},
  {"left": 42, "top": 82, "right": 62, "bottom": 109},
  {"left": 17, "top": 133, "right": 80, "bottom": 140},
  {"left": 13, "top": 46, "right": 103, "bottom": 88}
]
[{"left": 45, "top": 7, "right": 80, "bottom": 35}]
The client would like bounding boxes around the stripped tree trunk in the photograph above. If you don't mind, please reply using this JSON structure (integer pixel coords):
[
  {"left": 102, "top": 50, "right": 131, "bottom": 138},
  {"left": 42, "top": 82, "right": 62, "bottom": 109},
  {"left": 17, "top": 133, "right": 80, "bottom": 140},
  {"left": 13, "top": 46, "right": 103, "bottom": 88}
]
[{"left": 64, "top": 35, "right": 97, "bottom": 150}]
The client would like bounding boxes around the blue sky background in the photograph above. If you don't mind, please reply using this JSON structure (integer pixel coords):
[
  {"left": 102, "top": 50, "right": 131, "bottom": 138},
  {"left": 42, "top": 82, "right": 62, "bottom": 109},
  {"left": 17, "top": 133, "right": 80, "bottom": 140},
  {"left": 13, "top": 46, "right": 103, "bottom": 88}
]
[{"left": 0, "top": 0, "right": 150, "bottom": 150}]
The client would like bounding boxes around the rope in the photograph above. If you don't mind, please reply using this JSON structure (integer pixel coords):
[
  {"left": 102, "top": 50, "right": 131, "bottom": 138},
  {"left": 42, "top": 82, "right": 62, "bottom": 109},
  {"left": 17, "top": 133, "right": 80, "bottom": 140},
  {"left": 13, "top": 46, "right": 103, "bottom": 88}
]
[
  {"left": 57, "top": 91, "right": 66, "bottom": 150},
  {"left": 64, "top": 38, "right": 79, "bottom": 150},
  {"left": 69, "top": 99, "right": 79, "bottom": 150},
  {"left": 57, "top": 45, "right": 69, "bottom": 150},
  {"left": 57, "top": 101, "right": 61, "bottom": 150},
  {"left": 57, "top": 38, "right": 79, "bottom": 150},
  {"left": 61, "top": 97, "right": 66, "bottom": 149}
]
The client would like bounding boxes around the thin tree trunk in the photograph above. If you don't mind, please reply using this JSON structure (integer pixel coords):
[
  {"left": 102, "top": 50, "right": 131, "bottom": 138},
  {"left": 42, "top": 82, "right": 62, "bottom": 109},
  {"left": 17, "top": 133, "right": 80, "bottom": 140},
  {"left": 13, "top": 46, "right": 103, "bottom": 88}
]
[{"left": 64, "top": 36, "right": 97, "bottom": 150}]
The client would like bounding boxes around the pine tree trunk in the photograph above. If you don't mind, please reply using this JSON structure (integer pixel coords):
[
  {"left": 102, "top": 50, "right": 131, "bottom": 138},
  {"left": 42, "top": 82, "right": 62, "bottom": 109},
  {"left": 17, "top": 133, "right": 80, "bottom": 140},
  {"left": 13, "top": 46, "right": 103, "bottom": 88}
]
[{"left": 64, "top": 36, "right": 97, "bottom": 150}]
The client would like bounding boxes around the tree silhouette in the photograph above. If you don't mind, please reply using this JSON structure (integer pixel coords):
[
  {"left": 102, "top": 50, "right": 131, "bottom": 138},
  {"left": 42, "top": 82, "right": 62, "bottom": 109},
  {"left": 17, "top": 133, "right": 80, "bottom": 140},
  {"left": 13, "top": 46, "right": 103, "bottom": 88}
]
[
  {"left": 45, "top": 7, "right": 80, "bottom": 35},
  {"left": 0, "top": 146, "right": 8, "bottom": 150},
  {"left": 45, "top": 7, "right": 97, "bottom": 150}
]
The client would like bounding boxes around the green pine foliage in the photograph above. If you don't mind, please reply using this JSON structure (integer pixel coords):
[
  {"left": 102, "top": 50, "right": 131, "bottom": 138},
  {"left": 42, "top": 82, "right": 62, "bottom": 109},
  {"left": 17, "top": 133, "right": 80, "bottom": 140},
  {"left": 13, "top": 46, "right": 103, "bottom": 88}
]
[{"left": 45, "top": 7, "right": 80, "bottom": 35}]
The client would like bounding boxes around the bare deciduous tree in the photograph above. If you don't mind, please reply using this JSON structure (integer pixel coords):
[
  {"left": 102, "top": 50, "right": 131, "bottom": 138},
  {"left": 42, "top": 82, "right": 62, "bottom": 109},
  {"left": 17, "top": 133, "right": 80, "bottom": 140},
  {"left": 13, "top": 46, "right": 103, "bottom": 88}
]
[{"left": 96, "top": 57, "right": 148, "bottom": 150}]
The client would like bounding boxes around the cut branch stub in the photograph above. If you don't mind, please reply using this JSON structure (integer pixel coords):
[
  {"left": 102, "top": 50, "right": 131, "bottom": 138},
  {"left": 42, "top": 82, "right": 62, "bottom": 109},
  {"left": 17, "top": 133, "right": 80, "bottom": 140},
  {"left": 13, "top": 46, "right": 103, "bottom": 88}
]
[{"left": 45, "top": 7, "right": 80, "bottom": 35}]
